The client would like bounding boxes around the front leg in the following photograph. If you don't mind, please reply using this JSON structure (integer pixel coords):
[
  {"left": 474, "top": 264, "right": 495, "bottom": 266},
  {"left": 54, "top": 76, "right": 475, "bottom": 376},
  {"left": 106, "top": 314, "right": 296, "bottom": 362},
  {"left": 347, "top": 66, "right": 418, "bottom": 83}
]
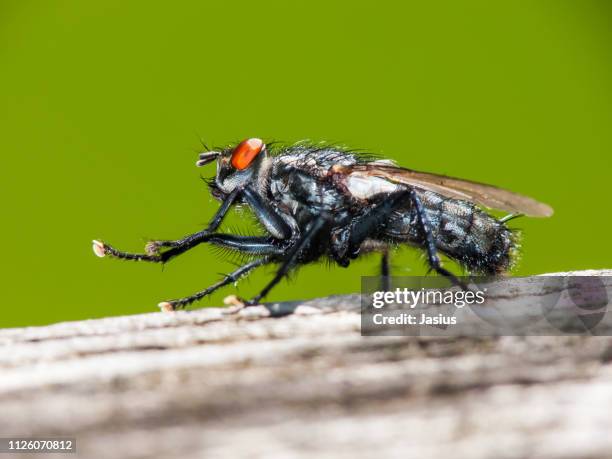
[
  {"left": 241, "top": 187, "right": 293, "bottom": 239},
  {"left": 153, "top": 235, "right": 286, "bottom": 309},
  {"left": 93, "top": 187, "right": 242, "bottom": 263},
  {"left": 147, "top": 187, "right": 296, "bottom": 259}
]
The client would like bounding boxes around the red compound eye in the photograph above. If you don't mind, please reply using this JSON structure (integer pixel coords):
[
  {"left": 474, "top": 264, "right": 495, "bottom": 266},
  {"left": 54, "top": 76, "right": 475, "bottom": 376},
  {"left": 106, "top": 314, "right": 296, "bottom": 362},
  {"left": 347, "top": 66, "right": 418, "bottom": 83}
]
[{"left": 231, "top": 138, "right": 264, "bottom": 170}]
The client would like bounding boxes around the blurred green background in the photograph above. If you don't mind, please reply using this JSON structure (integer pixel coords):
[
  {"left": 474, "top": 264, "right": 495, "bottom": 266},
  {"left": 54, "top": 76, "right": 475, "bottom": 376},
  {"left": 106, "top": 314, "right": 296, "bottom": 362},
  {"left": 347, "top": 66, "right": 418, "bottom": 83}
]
[{"left": 1, "top": 0, "right": 610, "bottom": 327}]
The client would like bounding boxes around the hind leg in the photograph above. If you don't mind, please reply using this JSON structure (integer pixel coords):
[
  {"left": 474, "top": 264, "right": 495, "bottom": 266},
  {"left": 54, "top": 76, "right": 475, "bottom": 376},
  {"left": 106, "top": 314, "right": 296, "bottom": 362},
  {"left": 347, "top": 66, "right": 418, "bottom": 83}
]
[
  {"left": 409, "top": 189, "right": 467, "bottom": 289},
  {"left": 380, "top": 249, "right": 391, "bottom": 291},
  {"left": 330, "top": 188, "right": 466, "bottom": 289}
]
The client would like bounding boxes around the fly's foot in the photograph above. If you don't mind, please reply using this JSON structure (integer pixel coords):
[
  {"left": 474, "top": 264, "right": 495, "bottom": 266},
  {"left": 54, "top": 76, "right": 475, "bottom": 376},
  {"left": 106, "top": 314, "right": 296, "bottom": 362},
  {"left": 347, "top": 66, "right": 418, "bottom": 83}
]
[
  {"left": 158, "top": 298, "right": 193, "bottom": 312},
  {"left": 92, "top": 240, "right": 107, "bottom": 258},
  {"left": 158, "top": 301, "right": 177, "bottom": 313},
  {"left": 222, "top": 294, "right": 247, "bottom": 314},
  {"left": 223, "top": 294, "right": 246, "bottom": 307}
]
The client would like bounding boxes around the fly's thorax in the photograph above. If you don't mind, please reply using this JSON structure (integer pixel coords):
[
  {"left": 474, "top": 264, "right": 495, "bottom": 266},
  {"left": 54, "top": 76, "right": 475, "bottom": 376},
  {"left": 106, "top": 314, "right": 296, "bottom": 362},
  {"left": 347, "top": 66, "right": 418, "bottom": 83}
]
[
  {"left": 268, "top": 166, "right": 354, "bottom": 225},
  {"left": 266, "top": 148, "right": 362, "bottom": 212}
]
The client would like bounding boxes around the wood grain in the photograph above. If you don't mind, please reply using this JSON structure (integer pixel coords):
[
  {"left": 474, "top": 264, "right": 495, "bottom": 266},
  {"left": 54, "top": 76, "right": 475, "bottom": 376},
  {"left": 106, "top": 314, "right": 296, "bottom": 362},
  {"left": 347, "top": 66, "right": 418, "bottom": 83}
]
[{"left": 1, "top": 270, "right": 611, "bottom": 459}]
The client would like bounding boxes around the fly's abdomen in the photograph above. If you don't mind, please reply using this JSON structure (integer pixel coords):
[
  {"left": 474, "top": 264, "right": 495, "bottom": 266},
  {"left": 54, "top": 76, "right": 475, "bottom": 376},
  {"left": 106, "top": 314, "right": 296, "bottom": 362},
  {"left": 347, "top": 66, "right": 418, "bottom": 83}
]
[{"left": 385, "top": 191, "right": 518, "bottom": 275}]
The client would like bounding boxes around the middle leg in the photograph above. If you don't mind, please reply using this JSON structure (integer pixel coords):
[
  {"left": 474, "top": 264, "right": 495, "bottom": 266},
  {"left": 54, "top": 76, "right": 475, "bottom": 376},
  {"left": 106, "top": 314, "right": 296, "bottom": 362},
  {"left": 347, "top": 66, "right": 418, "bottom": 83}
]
[
  {"left": 246, "top": 215, "right": 328, "bottom": 305},
  {"left": 159, "top": 235, "right": 286, "bottom": 309}
]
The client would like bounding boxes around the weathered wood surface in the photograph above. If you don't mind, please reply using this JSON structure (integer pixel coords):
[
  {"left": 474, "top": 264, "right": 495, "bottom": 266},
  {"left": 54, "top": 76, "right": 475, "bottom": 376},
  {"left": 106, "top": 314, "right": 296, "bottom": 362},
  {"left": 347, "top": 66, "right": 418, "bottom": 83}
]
[{"left": 1, "top": 270, "right": 612, "bottom": 459}]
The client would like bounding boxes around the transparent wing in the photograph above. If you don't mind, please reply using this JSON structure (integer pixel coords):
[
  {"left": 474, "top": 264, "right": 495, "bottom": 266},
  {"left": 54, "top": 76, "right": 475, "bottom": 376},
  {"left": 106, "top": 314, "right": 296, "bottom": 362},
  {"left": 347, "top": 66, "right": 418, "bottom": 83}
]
[{"left": 348, "top": 164, "right": 553, "bottom": 217}]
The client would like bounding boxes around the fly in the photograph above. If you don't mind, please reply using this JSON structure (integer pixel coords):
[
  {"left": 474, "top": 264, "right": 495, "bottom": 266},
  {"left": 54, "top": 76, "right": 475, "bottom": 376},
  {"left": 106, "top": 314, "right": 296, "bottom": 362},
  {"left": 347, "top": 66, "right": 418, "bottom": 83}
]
[{"left": 93, "top": 138, "right": 553, "bottom": 310}]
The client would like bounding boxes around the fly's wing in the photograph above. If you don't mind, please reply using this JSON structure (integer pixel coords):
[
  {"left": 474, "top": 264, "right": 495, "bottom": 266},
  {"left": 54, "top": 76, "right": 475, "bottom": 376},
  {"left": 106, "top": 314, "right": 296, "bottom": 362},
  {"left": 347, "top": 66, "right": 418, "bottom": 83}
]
[{"left": 347, "top": 164, "right": 553, "bottom": 217}]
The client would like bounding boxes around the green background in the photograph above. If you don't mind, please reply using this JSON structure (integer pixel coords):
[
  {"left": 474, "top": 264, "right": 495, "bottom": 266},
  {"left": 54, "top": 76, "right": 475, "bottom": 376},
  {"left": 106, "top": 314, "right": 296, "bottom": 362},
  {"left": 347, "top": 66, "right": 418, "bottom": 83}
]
[{"left": 1, "top": 1, "right": 610, "bottom": 327}]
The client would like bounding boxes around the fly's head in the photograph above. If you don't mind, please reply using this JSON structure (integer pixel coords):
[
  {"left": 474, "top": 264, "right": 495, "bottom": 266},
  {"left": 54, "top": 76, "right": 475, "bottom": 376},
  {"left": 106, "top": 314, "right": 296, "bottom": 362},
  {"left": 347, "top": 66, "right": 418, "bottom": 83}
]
[{"left": 196, "top": 138, "right": 271, "bottom": 199}]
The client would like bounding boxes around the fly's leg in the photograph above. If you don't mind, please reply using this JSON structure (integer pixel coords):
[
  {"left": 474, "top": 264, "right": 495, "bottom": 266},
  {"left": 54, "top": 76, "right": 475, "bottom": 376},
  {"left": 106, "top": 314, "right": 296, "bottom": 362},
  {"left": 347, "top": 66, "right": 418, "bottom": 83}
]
[
  {"left": 93, "top": 188, "right": 242, "bottom": 263},
  {"left": 160, "top": 236, "right": 286, "bottom": 309},
  {"left": 142, "top": 190, "right": 239, "bottom": 260},
  {"left": 381, "top": 249, "right": 391, "bottom": 291},
  {"left": 148, "top": 187, "right": 293, "bottom": 260},
  {"left": 330, "top": 189, "right": 464, "bottom": 288},
  {"left": 93, "top": 241, "right": 160, "bottom": 262},
  {"left": 331, "top": 190, "right": 407, "bottom": 271},
  {"left": 95, "top": 228, "right": 207, "bottom": 263},
  {"left": 242, "top": 188, "right": 292, "bottom": 239},
  {"left": 345, "top": 191, "right": 411, "bottom": 257},
  {"left": 409, "top": 189, "right": 467, "bottom": 290},
  {"left": 246, "top": 215, "right": 327, "bottom": 306},
  {"left": 160, "top": 256, "right": 272, "bottom": 310},
  {"left": 206, "top": 235, "right": 286, "bottom": 256},
  {"left": 97, "top": 233, "right": 284, "bottom": 264},
  {"left": 94, "top": 185, "right": 294, "bottom": 263}
]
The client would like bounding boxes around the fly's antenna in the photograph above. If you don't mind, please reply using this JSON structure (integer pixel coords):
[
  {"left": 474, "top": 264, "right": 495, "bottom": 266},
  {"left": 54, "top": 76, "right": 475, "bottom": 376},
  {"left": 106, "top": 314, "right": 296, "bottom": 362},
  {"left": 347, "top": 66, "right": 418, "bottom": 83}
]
[{"left": 196, "top": 151, "right": 220, "bottom": 167}]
